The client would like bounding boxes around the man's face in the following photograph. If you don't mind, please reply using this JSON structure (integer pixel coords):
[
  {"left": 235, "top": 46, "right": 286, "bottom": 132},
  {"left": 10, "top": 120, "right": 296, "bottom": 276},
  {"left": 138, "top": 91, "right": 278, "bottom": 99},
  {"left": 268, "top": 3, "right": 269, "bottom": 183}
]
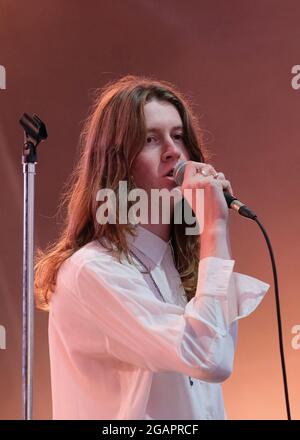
[{"left": 131, "top": 99, "right": 190, "bottom": 193}]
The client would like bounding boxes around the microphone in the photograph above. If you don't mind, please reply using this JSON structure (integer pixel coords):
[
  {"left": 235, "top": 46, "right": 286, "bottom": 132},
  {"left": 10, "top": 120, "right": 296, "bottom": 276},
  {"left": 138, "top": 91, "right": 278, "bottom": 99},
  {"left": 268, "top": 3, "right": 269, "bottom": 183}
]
[{"left": 173, "top": 160, "right": 257, "bottom": 220}]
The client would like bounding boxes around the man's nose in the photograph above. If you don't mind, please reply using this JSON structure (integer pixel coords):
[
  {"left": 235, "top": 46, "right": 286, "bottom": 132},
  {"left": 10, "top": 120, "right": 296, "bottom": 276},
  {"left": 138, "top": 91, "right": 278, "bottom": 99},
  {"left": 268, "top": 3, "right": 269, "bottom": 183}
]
[{"left": 161, "top": 136, "right": 181, "bottom": 161}]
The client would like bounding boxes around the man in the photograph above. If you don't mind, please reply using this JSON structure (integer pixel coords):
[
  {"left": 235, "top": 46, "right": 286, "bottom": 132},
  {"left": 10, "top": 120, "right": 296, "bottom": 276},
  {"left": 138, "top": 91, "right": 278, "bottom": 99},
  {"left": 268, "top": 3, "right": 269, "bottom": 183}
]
[{"left": 35, "top": 75, "right": 269, "bottom": 419}]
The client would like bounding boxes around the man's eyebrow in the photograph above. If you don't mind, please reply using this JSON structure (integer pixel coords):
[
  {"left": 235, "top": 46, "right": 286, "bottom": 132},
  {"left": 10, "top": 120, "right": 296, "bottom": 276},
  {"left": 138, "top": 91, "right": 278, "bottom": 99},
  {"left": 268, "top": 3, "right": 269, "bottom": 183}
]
[{"left": 146, "top": 125, "right": 183, "bottom": 132}]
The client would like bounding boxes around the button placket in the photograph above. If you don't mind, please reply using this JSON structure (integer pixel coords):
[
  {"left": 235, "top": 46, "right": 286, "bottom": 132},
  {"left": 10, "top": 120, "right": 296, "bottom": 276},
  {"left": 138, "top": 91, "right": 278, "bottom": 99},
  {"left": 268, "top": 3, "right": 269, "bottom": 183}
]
[{"left": 130, "top": 249, "right": 195, "bottom": 388}]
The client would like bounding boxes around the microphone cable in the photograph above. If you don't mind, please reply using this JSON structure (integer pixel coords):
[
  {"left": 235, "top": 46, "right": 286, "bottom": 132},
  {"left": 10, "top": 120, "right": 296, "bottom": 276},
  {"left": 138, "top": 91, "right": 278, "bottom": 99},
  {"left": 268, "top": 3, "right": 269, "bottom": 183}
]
[{"left": 252, "top": 215, "right": 291, "bottom": 420}]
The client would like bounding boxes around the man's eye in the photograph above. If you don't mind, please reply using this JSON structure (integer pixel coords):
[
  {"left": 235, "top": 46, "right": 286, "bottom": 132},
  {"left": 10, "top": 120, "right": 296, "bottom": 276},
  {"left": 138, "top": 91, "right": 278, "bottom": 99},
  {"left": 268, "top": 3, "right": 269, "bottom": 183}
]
[
  {"left": 173, "top": 133, "right": 183, "bottom": 140},
  {"left": 146, "top": 136, "right": 156, "bottom": 143}
]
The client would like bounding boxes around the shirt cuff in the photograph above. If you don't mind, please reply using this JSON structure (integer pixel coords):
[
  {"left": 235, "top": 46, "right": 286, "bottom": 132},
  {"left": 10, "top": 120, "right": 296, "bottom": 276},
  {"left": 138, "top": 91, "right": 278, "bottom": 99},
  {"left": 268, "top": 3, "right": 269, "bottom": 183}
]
[
  {"left": 228, "top": 272, "right": 270, "bottom": 323},
  {"left": 196, "top": 256, "right": 235, "bottom": 297}
]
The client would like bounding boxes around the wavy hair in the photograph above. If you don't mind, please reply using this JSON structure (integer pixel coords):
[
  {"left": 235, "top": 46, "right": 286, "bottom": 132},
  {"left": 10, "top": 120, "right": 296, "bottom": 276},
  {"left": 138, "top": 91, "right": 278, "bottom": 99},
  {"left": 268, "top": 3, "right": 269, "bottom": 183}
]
[{"left": 34, "top": 75, "right": 209, "bottom": 310}]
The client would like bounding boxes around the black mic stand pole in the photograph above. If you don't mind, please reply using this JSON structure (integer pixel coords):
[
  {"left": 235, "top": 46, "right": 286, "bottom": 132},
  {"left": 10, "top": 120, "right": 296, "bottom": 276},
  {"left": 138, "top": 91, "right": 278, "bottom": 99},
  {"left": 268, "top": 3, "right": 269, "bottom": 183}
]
[{"left": 19, "top": 114, "right": 48, "bottom": 420}]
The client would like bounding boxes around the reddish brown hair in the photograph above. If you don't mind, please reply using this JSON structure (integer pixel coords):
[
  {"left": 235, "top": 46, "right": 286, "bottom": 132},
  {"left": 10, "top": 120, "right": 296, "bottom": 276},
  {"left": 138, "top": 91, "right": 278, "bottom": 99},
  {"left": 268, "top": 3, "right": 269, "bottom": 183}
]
[{"left": 34, "top": 75, "right": 208, "bottom": 310}]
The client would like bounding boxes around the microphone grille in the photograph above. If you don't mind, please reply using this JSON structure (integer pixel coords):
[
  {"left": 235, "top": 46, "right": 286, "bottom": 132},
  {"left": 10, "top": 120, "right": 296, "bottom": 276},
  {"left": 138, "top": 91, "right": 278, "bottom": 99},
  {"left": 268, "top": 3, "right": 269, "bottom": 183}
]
[{"left": 173, "top": 160, "right": 186, "bottom": 185}]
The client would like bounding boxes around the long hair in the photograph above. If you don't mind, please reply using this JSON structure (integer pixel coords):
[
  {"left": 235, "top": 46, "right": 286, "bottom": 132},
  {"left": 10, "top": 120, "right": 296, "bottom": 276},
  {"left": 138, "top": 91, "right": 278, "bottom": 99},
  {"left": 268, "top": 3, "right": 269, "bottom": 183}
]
[{"left": 34, "top": 75, "right": 209, "bottom": 310}]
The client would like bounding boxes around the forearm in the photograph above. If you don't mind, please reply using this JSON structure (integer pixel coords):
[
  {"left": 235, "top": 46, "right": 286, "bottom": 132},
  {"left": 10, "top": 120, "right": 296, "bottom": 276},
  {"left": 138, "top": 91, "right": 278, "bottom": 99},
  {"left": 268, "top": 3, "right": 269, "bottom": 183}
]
[{"left": 200, "top": 222, "right": 232, "bottom": 260}]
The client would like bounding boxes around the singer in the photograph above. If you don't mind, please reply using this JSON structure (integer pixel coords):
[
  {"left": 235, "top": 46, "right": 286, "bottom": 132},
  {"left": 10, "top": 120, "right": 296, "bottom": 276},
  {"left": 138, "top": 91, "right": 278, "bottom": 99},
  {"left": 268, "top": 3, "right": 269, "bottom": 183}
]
[{"left": 35, "top": 75, "right": 270, "bottom": 420}]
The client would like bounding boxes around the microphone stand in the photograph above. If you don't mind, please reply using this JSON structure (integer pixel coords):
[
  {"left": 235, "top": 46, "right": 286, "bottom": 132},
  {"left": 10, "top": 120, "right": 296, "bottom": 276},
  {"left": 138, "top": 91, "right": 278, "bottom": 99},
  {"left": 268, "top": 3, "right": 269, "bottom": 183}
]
[{"left": 19, "top": 114, "right": 47, "bottom": 420}]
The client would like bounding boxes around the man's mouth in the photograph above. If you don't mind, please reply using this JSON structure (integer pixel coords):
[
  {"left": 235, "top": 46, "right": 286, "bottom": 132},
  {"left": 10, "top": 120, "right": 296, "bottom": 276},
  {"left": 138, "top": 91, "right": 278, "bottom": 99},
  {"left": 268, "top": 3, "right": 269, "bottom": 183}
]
[{"left": 165, "top": 168, "right": 174, "bottom": 177}]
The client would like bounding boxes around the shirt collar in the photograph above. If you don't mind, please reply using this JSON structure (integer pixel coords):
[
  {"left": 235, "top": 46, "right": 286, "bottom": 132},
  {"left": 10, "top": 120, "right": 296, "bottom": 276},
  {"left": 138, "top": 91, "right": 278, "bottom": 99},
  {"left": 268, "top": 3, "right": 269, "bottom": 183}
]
[{"left": 127, "top": 225, "right": 170, "bottom": 267}]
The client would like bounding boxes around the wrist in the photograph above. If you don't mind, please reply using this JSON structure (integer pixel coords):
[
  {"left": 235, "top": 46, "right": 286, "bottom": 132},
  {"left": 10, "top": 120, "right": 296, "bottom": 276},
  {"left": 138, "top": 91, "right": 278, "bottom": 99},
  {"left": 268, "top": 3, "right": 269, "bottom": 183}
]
[
  {"left": 200, "top": 223, "right": 231, "bottom": 260},
  {"left": 202, "top": 221, "right": 228, "bottom": 237}
]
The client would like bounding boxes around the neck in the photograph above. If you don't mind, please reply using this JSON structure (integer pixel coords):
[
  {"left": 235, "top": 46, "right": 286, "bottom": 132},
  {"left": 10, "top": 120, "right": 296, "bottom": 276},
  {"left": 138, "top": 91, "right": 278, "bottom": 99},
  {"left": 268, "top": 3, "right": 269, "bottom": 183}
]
[
  {"left": 139, "top": 198, "right": 174, "bottom": 242},
  {"left": 140, "top": 222, "right": 171, "bottom": 242}
]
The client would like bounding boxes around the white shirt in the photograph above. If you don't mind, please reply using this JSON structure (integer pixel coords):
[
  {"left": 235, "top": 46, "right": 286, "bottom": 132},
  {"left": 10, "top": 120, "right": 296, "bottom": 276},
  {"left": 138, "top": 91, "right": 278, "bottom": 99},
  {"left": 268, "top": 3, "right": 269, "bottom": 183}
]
[{"left": 48, "top": 225, "right": 270, "bottom": 420}]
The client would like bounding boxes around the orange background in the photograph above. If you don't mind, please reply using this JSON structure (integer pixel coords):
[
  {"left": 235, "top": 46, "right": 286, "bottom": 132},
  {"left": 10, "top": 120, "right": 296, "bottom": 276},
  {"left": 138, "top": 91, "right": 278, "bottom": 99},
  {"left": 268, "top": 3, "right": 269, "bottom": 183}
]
[{"left": 0, "top": 0, "right": 299, "bottom": 419}]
